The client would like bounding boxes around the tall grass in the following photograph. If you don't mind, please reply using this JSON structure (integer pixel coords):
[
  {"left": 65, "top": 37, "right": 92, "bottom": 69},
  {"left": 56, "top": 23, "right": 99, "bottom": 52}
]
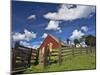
[{"left": 24, "top": 53, "right": 96, "bottom": 73}]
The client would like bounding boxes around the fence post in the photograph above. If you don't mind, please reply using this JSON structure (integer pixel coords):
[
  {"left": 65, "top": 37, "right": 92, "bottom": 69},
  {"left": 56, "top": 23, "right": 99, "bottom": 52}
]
[
  {"left": 43, "top": 47, "right": 46, "bottom": 68},
  {"left": 58, "top": 40, "right": 62, "bottom": 65},
  {"left": 80, "top": 48, "right": 82, "bottom": 54},
  {"left": 43, "top": 45, "right": 50, "bottom": 68},
  {"left": 90, "top": 46, "right": 92, "bottom": 53},
  {"left": 86, "top": 47, "right": 88, "bottom": 54},
  {"left": 35, "top": 48, "right": 39, "bottom": 65},
  {"left": 38, "top": 48, "right": 44, "bottom": 69},
  {"left": 72, "top": 46, "right": 74, "bottom": 56},
  {"left": 12, "top": 48, "right": 16, "bottom": 71},
  {"left": 27, "top": 48, "right": 32, "bottom": 67}
]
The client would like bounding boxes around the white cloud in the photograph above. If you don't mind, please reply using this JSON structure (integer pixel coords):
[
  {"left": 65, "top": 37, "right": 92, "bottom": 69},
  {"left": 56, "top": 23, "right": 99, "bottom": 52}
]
[
  {"left": 44, "top": 4, "right": 95, "bottom": 21},
  {"left": 81, "top": 26, "right": 88, "bottom": 32},
  {"left": 32, "top": 44, "right": 40, "bottom": 49},
  {"left": 24, "top": 29, "right": 37, "bottom": 41},
  {"left": 40, "top": 41, "right": 42, "bottom": 44},
  {"left": 70, "top": 29, "right": 84, "bottom": 40},
  {"left": 45, "top": 20, "right": 62, "bottom": 32},
  {"left": 20, "top": 41, "right": 31, "bottom": 48},
  {"left": 58, "top": 30, "right": 62, "bottom": 33},
  {"left": 12, "top": 33, "right": 25, "bottom": 41},
  {"left": 42, "top": 33, "right": 48, "bottom": 38},
  {"left": 12, "top": 29, "right": 37, "bottom": 41},
  {"left": 27, "top": 14, "right": 36, "bottom": 20}
]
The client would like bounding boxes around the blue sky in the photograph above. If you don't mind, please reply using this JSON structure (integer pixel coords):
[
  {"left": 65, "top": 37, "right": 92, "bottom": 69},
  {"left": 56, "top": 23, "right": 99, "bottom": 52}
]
[{"left": 12, "top": 1, "right": 96, "bottom": 48}]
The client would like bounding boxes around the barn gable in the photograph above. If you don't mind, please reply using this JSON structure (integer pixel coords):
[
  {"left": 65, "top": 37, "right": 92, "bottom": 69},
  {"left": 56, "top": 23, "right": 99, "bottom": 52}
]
[
  {"left": 39, "top": 34, "right": 66, "bottom": 50},
  {"left": 38, "top": 34, "right": 66, "bottom": 65},
  {"left": 39, "top": 34, "right": 60, "bottom": 49}
]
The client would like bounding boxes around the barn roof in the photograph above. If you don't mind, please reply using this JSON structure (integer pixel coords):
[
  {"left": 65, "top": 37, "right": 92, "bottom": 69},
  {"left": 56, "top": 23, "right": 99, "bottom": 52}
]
[
  {"left": 48, "top": 34, "right": 59, "bottom": 43},
  {"left": 49, "top": 34, "right": 66, "bottom": 46},
  {"left": 40, "top": 34, "right": 66, "bottom": 47}
]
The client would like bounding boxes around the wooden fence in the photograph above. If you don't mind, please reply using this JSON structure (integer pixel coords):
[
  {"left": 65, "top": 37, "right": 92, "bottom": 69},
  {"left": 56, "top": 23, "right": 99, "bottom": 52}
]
[
  {"left": 12, "top": 44, "right": 96, "bottom": 72},
  {"left": 38, "top": 44, "right": 96, "bottom": 68},
  {"left": 50, "top": 46, "right": 96, "bottom": 64},
  {"left": 12, "top": 45, "right": 38, "bottom": 74},
  {"left": 31, "top": 48, "right": 39, "bottom": 65}
]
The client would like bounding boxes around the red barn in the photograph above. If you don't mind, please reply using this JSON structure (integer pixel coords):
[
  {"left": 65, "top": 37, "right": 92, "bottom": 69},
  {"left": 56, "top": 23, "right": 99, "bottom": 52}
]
[
  {"left": 40, "top": 34, "right": 60, "bottom": 50},
  {"left": 38, "top": 34, "right": 66, "bottom": 65}
]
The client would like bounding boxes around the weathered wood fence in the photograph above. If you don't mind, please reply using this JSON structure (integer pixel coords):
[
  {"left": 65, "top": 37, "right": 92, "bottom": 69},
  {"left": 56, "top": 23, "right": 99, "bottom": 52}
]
[
  {"left": 50, "top": 46, "right": 96, "bottom": 64},
  {"left": 12, "top": 45, "right": 39, "bottom": 74},
  {"left": 12, "top": 44, "right": 96, "bottom": 72},
  {"left": 40, "top": 45, "right": 95, "bottom": 68}
]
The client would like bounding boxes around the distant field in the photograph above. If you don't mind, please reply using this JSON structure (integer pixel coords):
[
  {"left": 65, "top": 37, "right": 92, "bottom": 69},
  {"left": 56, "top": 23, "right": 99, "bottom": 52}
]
[{"left": 24, "top": 52, "right": 96, "bottom": 73}]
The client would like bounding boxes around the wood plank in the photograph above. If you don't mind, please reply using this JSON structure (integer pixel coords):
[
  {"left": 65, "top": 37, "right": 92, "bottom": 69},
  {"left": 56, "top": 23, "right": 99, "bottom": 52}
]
[
  {"left": 61, "top": 53, "right": 72, "bottom": 56},
  {"left": 32, "top": 50, "right": 37, "bottom": 53},
  {"left": 51, "top": 54, "right": 58, "bottom": 56},
  {"left": 52, "top": 50, "right": 58, "bottom": 53},
  {"left": 61, "top": 50, "right": 72, "bottom": 53}
]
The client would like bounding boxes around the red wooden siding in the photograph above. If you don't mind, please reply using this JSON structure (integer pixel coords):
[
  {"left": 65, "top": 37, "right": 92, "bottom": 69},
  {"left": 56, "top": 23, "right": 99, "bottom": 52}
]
[{"left": 39, "top": 34, "right": 60, "bottom": 49}]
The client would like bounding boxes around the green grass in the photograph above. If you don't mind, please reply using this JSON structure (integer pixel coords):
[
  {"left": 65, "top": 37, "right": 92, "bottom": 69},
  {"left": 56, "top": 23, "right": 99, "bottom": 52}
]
[{"left": 24, "top": 53, "right": 96, "bottom": 73}]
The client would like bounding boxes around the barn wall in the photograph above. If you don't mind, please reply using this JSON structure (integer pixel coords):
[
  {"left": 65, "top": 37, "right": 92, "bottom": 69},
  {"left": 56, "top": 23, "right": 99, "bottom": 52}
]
[
  {"left": 40, "top": 35, "right": 60, "bottom": 49},
  {"left": 38, "top": 35, "right": 60, "bottom": 66}
]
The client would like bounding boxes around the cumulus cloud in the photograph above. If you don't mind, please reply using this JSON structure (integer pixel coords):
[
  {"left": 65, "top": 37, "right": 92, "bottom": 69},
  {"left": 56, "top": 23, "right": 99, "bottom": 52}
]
[
  {"left": 45, "top": 20, "right": 62, "bottom": 32},
  {"left": 42, "top": 33, "right": 48, "bottom": 38},
  {"left": 40, "top": 41, "right": 43, "bottom": 44},
  {"left": 20, "top": 41, "right": 31, "bottom": 48},
  {"left": 24, "top": 29, "right": 37, "bottom": 41},
  {"left": 12, "top": 29, "right": 37, "bottom": 41},
  {"left": 32, "top": 44, "right": 40, "bottom": 49},
  {"left": 70, "top": 29, "right": 84, "bottom": 40},
  {"left": 81, "top": 26, "right": 88, "bottom": 32},
  {"left": 44, "top": 4, "right": 95, "bottom": 21},
  {"left": 27, "top": 14, "right": 36, "bottom": 20}
]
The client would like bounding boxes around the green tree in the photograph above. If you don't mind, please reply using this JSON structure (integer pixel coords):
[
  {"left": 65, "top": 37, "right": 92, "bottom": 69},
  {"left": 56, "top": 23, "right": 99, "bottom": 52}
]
[
  {"left": 80, "top": 36, "right": 86, "bottom": 43},
  {"left": 74, "top": 39, "right": 80, "bottom": 46},
  {"left": 66, "top": 38, "right": 70, "bottom": 44},
  {"left": 85, "top": 35, "right": 96, "bottom": 46}
]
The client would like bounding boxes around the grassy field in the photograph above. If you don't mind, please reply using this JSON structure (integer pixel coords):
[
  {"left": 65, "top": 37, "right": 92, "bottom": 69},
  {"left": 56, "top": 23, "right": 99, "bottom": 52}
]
[{"left": 24, "top": 52, "right": 96, "bottom": 73}]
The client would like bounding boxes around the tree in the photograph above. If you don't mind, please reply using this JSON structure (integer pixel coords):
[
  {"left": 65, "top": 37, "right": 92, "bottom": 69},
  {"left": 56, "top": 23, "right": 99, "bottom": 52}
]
[
  {"left": 85, "top": 35, "right": 96, "bottom": 46},
  {"left": 80, "top": 36, "right": 86, "bottom": 43},
  {"left": 66, "top": 38, "right": 70, "bottom": 44},
  {"left": 74, "top": 39, "right": 80, "bottom": 46},
  {"left": 15, "top": 41, "right": 20, "bottom": 48}
]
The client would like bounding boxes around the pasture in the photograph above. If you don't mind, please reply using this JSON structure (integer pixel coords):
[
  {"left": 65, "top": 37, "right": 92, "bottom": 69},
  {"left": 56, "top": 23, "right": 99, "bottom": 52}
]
[{"left": 24, "top": 48, "right": 96, "bottom": 73}]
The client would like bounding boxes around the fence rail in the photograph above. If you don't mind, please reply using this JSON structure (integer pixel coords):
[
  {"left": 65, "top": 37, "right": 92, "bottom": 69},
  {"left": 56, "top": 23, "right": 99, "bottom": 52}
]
[
  {"left": 12, "top": 45, "right": 39, "bottom": 74},
  {"left": 12, "top": 44, "right": 96, "bottom": 73},
  {"left": 50, "top": 46, "right": 96, "bottom": 64}
]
